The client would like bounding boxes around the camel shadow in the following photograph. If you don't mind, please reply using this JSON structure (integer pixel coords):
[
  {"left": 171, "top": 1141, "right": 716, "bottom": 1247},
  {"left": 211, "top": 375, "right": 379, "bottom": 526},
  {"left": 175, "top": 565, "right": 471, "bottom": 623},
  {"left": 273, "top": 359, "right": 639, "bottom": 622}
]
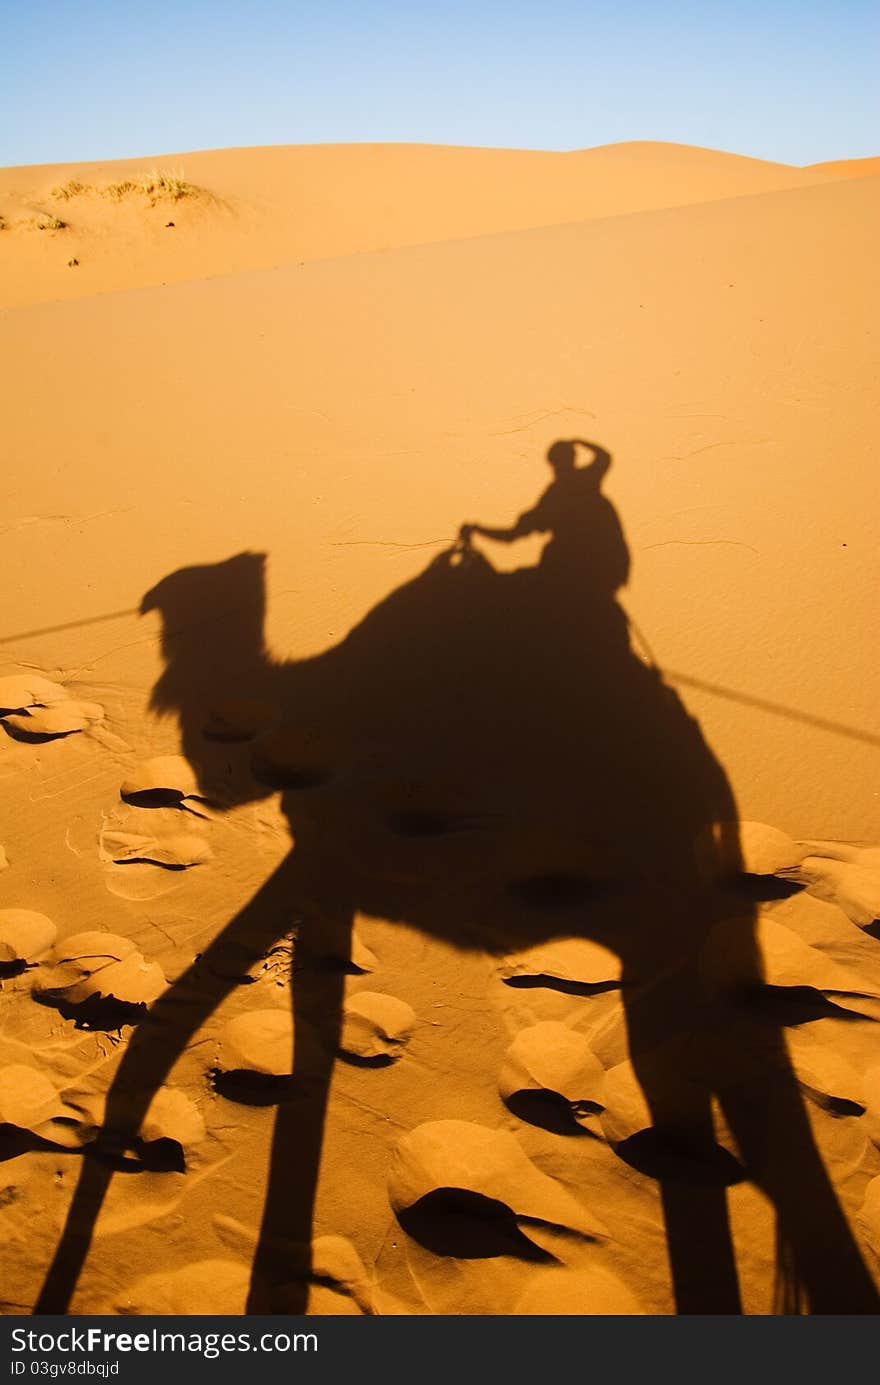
[{"left": 36, "top": 441, "right": 879, "bottom": 1315}]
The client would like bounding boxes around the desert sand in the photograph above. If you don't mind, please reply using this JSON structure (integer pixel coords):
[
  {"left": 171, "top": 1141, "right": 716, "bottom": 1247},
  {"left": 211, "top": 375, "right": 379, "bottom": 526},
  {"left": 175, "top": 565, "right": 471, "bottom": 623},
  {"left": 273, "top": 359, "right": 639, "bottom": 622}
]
[{"left": 1, "top": 140, "right": 878, "bottom": 1316}]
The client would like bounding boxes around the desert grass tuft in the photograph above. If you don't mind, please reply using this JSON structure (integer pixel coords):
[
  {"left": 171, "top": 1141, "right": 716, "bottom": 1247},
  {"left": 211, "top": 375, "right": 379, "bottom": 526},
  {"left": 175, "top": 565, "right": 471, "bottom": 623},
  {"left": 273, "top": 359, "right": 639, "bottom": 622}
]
[
  {"left": 102, "top": 171, "right": 197, "bottom": 204},
  {"left": 52, "top": 180, "right": 89, "bottom": 200}
]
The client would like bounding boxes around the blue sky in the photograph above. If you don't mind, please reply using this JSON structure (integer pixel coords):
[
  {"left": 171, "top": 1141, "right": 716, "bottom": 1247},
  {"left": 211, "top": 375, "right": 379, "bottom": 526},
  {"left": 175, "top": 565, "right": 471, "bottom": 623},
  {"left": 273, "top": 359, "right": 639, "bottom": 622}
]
[{"left": 2, "top": 0, "right": 877, "bottom": 167}]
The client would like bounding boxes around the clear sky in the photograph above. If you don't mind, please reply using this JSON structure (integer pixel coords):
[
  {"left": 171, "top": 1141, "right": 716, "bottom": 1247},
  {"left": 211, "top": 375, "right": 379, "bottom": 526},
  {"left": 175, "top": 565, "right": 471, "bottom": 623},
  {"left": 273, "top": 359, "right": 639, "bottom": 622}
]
[{"left": 3, "top": 0, "right": 878, "bottom": 168}]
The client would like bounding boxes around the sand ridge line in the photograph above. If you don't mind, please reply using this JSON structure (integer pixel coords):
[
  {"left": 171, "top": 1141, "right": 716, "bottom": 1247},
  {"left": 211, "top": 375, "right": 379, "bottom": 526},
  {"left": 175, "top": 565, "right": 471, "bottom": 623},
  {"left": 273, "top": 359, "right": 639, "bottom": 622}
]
[{"left": 6, "top": 164, "right": 872, "bottom": 313}]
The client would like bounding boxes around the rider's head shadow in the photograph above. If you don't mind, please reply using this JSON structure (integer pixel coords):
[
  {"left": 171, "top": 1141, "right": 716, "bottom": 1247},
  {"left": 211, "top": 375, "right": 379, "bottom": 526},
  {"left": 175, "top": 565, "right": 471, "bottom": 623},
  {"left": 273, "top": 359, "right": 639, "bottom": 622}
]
[{"left": 546, "top": 438, "right": 582, "bottom": 475}]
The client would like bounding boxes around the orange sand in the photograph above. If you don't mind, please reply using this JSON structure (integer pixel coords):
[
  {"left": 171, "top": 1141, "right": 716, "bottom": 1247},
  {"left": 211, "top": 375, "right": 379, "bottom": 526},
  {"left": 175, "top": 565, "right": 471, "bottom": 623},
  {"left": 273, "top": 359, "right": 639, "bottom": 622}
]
[{"left": 1, "top": 141, "right": 878, "bottom": 1316}]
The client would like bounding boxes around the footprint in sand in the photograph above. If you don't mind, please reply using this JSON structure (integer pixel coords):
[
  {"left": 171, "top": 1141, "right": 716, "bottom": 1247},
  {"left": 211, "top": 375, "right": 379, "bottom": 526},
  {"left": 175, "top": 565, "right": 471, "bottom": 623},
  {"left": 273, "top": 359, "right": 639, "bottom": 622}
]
[
  {"left": 218, "top": 1009, "right": 294, "bottom": 1077},
  {"left": 99, "top": 804, "right": 213, "bottom": 900},
  {"left": 700, "top": 913, "right": 880, "bottom": 1018},
  {"left": 51, "top": 1085, "right": 206, "bottom": 1170},
  {"left": 221, "top": 918, "right": 377, "bottom": 984},
  {"left": 0, "top": 670, "right": 103, "bottom": 736},
  {"left": 31, "top": 930, "right": 166, "bottom": 1029},
  {"left": 2, "top": 700, "right": 104, "bottom": 741},
  {"left": 0, "top": 909, "right": 57, "bottom": 976},
  {"left": 700, "top": 819, "right": 880, "bottom": 936},
  {"left": 101, "top": 817, "right": 212, "bottom": 869},
  {"left": 214, "top": 989, "right": 415, "bottom": 1102},
  {"left": 499, "top": 1021, "right": 605, "bottom": 1135},
  {"left": 339, "top": 992, "right": 416, "bottom": 1064},
  {"left": 0, "top": 674, "right": 68, "bottom": 713},
  {"left": 0, "top": 672, "right": 104, "bottom": 740},
  {"left": 789, "top": 840, "right": 880, "bottom": 931},
  {"left": 389, "top": 1119, "right": 607, "bottom": 1257},
  {"left": 0, "top": 1068, "right": 205, "bottom": 1173},
  {"left": 497, "top": 937, "right": 622, "bottom": 995},
  {"left": 782, "top": 1027, "right": 865, "bottom": 1116},
  {"left": 731, "top": 820, "right": 806, "bottom": 876},
  {"left": 599, "top": 1043, "right": 746, "bottom": 1185},
  {"left": 213, "top": 1009, "right": 296, "bottom": 1103},
  {"left": 213, "top": 1217, "right": 373, "bottom": 1313},
  {"left": 120, "top": 755, "right": 212, "bottom": 813}
]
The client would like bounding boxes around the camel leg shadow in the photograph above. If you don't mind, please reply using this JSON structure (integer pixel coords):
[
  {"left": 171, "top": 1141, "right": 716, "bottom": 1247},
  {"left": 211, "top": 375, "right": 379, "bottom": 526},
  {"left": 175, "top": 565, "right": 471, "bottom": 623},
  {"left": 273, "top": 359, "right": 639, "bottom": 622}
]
[
  {"left": 248, "top": 911, "right": 351, "bottom": 1312},
  {"left": 718, "top": 1051, "right": 880, "bottom": 1313},
  {"left": 626, "top": 960, "right": 742, "bottom": 1313},
  {"left": 623, "top": 928, "right": 879, "bottom": 1314},
  {"left": 36, "top": 850, "right": 324, "bottom": 1314}
]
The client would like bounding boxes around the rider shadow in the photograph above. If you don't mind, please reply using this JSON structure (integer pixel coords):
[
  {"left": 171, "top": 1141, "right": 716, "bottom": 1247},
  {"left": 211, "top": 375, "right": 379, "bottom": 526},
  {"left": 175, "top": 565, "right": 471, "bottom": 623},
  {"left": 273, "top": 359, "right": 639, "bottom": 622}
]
[{"left": 37, "top": 441, "right": 879, "bottom": 1315}]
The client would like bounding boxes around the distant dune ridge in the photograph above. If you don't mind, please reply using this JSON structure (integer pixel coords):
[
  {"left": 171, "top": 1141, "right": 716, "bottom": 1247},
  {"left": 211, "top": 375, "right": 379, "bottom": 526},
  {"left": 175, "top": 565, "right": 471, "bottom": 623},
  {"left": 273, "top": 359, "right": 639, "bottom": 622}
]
[
  {"left": 1, "top": 139, "right": 876, "bottom": 307},
  {"left": 1, "top": 140, "right": 878, "bottom": 1315},
  {"left": 804, "top": 155, "right": 880, "bottom": 179}
]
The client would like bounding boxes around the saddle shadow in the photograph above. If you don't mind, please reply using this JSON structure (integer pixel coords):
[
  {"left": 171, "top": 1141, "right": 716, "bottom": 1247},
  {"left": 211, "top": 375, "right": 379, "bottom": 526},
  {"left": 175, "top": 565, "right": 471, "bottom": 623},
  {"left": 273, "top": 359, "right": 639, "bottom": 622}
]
[{"left": 36, "top": 440, "right": 879, "bottom": 1315}]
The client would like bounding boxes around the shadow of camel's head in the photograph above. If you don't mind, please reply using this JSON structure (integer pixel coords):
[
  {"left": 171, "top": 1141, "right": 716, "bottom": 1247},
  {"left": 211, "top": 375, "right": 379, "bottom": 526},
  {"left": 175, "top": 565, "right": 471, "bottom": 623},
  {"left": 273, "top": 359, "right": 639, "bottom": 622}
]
[{"left": 140, "top": 550, "right": 268, "bottom": 653}]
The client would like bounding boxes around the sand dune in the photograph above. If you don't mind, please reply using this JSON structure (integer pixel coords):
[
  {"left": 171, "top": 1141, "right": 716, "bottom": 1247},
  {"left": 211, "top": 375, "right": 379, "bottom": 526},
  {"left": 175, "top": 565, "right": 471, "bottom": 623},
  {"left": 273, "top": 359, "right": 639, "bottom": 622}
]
[
  {"left": 1, "top": 140, "right": 878, "bottom": 1316},
  {"left": 805, "top": 155, "right": 880, "bottom": 179},
  {"left": 4, "top": 167, "right": 877, "bottom": 837},
  {"left": 0, "top": 139, "right": 858, "bottom": 308}
]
